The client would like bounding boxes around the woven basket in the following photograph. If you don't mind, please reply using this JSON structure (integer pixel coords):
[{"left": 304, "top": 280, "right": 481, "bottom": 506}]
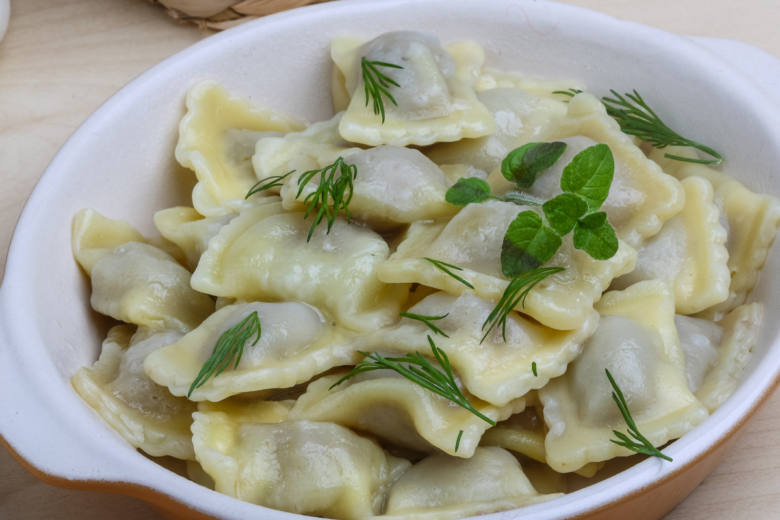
[{"left": 149, "top": 0, "right": 337, "bottom": 30}]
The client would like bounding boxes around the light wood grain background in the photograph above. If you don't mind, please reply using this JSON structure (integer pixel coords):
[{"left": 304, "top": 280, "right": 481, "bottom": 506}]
[{"left": 1, "top": 0, "right": 779, "bottom": 518}]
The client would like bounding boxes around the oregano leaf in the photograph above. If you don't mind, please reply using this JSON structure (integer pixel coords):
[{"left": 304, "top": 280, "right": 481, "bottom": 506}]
[
  {"left": 573, "top": 212, "right": 618, "bottom": 260},
  {"left": 501, "top": 211, "right": 562, "bottom": 278},
  {"left": 542, "top": 193, "right": 588, "bottom": 235},
  {"left": 560, "top": 144, "right": 614, "bottom": 211},
  {"left": 445, "top": 177, "right": 495, "bottom": 206},
  {"left": 501, "top": 142, "right": 568, "bottom": 189}
]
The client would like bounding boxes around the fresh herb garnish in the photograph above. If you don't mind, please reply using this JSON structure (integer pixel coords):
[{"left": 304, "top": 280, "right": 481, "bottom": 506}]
[
  {"left": 532, "top": 361, "right": 537, "bottom": 377},
  {"left": 330, "top": 336, "right": 496, "bottom": 427},
  {"left": 246, "top": 170, "right": 295, "bottom": 198},
  {"left": 606, "top": 369, "right": 673, "bottom": 461},
  {"left": 446, "top": 178, "right": 547, "bottom": 208},
  {"left": 296, "top": 157, "right": 357, "bottom": 242},
  {"left": 500, "top": 144, "right": 618, "bottom": 278},
  {"left": 423, "top": 258, "right": 474, "bottom": 289},
  {"left": 554, "top": 88, "right": 723, "bottom": 165},
  {"left": 188, "top": 311, "right": 262, "bottom": 397},
  {"left": 399, "top": 311, "right": 450, "bottom": 338},
  {"left": 481, "top": 267, "right": 565, "bottom": 343},
  {"left": 455, "top": 430, "right": 464, "bottom": 452},
  {"left": 361, "top": 57, "right": 403, "bottom": 123},
  {"left": 502, "top": 142, "right": 568, "bottom": 188}
]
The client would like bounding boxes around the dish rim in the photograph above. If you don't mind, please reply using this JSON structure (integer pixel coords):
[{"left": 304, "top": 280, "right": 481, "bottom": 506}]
[{"left": 2, "top": 1, "right": 780, "bottom": 519}]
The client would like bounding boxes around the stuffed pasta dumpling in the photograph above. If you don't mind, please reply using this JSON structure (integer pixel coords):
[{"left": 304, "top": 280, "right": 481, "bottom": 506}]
[{"left": 332, "top": 31, "right": 495, "bottom": 146}]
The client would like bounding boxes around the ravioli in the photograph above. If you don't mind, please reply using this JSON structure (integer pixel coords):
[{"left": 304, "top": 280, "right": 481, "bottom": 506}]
[
  {"left": 280, "top": 146, "right": 458, "bottom": 231},
  {"left": 290, "top": 370, "right": 523, "bottom": 458},
  {"left": 72, "top": 325, "right": 197, "bottom": 460},
  {"left": 649, "top": 146, "right": 780, "bottom": 320},
  {"left": 72, "top": 208, "right": 185, "bottom": 275},
  {"left": 153, "top": 198, "right": 281, "bottom": 272},
  {"left": 676, "top": 304, "right": 763, "bottom": 412},
  {"left": 477, "top": 66, "right": 587, "bottom": 101},
  {"left": 423, "top": 88, "right": 567, "bottom": 177},
  {"left": 175, "top": 80, "right": 304, "bottom": 217},
  {"left": 382, "top": 447, "right": 562, "bottom": 520},
  {"left": 377, "top": 200, "right": 636, "bottom": 330},
  {"left": 538, "top": 281, "right": 709, "bottom": 473},
  {"left": 191, "top": 201, "right": 409, "bottom": 333},
  {"left": 192, "top": 414, "right": 410, "bottom": 520},
  {"left": 332, "top": 31, "right": 495, "bottom": 146},
  {"left": 357, "top": 291, "right": 599, "bottom": 406},
  {"left": 480, "top": 403, "right": 605, "bottom": 478},
  {"left": 611, "top": 176, "right": 730, "bottom": 315},
  {"left": 487, "top": 93, "right": 685, "bottom": 249},
  {"left": 144, "top": 301, "right": 361, "bottom": 401},
  {"left": 252, "top": 112, "right": 350, "bottom": 191},
  {"left": 90, "top": 242, "right": 214, "bottom": 333}
]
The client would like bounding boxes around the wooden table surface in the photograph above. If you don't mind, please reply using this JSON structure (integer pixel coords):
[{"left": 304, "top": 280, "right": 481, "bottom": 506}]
[{"left": 2, "top": 0, "right": 780, "bottom": 518}]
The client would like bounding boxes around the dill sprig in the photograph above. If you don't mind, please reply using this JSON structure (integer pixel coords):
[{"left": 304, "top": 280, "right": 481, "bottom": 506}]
[
  {"left": 455, "top": 430, "right": 464, "bottom": 452},
  {"left": 481, "top": 267, "right": 565, "bottom": 344},
  {"left": 553, "top": 88, "right": 723, "bottom": 165},
  {"left": 330, "top": 336, "right": 496, "bottom": 427},
  {"left": 602, "top": 90, "right": 723, "bottom": 165},
  {"left": 297, "top": 157, "right": 358, "bottom": 242},
  {"left": 423, "top": 257, "right": 474, "bottom": 289},
  {"left": 606, "top": 369, "right": 673, "bottom": 461},
  {"left": 532, "top": 361, "right": 537, "bottom": 377},
  {"left": 246, "top": 170, "right": 295, "bottom": 198},
  {"left": 362, "top": 57, "right": 403, "bottom": 123},
  {"left": 399, "top": 311, "right": 450, "bottom": 338},
  {"left": 188, "top": 311, "right": 262, "bottom": 397}
]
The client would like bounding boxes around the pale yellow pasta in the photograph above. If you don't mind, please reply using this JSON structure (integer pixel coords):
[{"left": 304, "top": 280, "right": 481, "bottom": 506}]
[
  {"left": 357, "top": 291, "right": 599, "bottom": 406},
  {"left": 650, "top": 146, "right": 780, "bottom": 321},
  {"left": 611, "top": 176, "right": 730, "bottom": 315},
  {"left": 538, "top": 281, "right": 709, "bottom": 473},
  {"left": 190, "top": 201, "right": 409, "bottom": 333},
  {"left": 290, "top": 370, "right": 525, "bottom": 458},
  {"left": 477, "top": 66, "right": 587, "bottom": 101},
  {"left": 176, "top": 80, "right": 304, "bottom": 217},
  {"left": 487, "top": 94, "right": 685, "bottom": 249},
  {"left": 144, "top": 301, "right": 361, "bottom": 401},
  {"left": 382, "top": 447, "right": 562, "bottom": 520},
  {"left": 192, "top": 413, "right": 409, "bottom": 519},
  {"left": 332, "top": 32, "right": 495, "bottom": 146},
  {"left": 377, "top": 200, "right": 636, "bottom": 330},
  {"left": 72, "top": 325, "right": 197, "bottom": 460}
]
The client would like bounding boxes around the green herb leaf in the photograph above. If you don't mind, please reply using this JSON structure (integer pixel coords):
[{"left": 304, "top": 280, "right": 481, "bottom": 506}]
[
  {"left": 330, "top": 336, "right": 496, "bottom": 427},
  {"left": 542, "top": 193, "right": 589, "bottom": 235},
  {"left": 424, "top": 258, "right": 474, "bottom": 289},
  {"left": 573, "top": 212, "right": 619, "bottom": 260},
  {"left": 455, "top": 429, "right": 464, "bottom": 452},
  {"left": 532, "top": 361, "right": 537, "bottom": 377},
  {"left": 602, "top": 90, "right": 723, "bottom": 165},
  {"left": 606, "top": 369, "right": 673, "bottom": 461},
  {"left": 445, "top": 177, "right": 496, "bottom": 206},
  {"left": 560, "top": 144, "right": 614, "bottom": 212},
  {"left": 399, "top": 311, "right": 450, "bottom": 338},
  {"left": 188, "top": 311, "right": 261, "bottom": 397},
  {"left": 481, "top": 267, "right": 565, "bottom": 343},
  {"left": 246, "top": 170, "right": 295, "bottom": 199},
  {"left": 297, "top": 157, "right": 357, "bottom": 242},
  {"left": 361, "top": 57, "right": 403, "bottom": 124},
  {"left": 501, "top": 142, "right": 568, "bottom": 189},
  {"left": 501, "top": 211, "right": 562, "bottom": 278}
]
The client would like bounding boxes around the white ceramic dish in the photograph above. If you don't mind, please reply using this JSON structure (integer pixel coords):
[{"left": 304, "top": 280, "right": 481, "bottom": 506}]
[{"left": 2, "top": 1, "right": 780, "bottom": 519}]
